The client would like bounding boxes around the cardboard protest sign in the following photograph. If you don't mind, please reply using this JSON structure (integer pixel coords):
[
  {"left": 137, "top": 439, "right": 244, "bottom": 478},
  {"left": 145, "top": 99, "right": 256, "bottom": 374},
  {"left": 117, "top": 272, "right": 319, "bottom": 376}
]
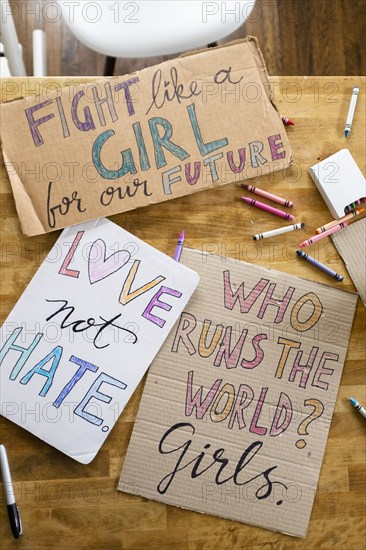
[
  {"left": 118, "top": 248, "right": 357, "bottom": 537},
  {"left": 0, "top": 38, "right": 292, "bottom": 236},
  {"left": 0, "top": 219, "right": 199, "bottom": 463}
]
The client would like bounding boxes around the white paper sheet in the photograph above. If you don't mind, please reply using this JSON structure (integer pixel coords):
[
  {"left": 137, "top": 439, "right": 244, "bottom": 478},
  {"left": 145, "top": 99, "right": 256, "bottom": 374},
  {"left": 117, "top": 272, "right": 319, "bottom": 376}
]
[{"left": 0, "top": 219, "right": 199, "bottom": 463}]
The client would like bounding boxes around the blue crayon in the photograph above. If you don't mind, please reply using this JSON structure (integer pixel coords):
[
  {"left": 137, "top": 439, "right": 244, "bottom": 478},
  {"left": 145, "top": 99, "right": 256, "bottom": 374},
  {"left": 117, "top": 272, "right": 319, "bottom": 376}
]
[
  {"left": 296, "top": 250, "right": 344, "bottom": 281},
  {"left": 349, "top": 397, "right": 366, "bottom": 419}
]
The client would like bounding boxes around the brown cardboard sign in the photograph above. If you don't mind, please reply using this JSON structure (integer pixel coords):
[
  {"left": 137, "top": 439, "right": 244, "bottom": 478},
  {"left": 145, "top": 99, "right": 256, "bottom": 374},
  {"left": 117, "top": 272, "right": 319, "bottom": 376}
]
[
  {"left": 118, "top": 248, "right": 357, "bottom": 538},
  {"left": 0, "top": 38, "right": 292, "bottom": 236}
]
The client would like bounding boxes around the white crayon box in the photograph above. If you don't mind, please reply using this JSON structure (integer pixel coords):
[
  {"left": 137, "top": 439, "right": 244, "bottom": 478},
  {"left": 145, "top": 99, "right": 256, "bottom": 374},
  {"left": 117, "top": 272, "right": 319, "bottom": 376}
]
[{"left": 308, "top": 149, "right": 366, "bottom": 219}]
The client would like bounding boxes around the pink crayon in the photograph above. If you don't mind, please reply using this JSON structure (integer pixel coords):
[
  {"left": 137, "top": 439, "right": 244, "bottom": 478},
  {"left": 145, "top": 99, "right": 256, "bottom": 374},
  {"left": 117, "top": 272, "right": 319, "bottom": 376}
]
[
  {"left": 299, "top": 222, "right": 348, "bottom": 247},
  {"left": 316, "top": 208, "right": 363, "bottom": 233},
  {"left": 242, "top": 183, "right": 293, "bottom": 208},
  {"left": 241, "top": 197, "right": 294, "bottom": 220}
]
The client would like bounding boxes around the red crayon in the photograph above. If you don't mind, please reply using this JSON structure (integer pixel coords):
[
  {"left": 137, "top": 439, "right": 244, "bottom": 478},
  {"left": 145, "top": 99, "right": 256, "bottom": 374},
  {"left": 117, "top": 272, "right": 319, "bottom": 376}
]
[
  {"left": 282, "top": 116, "right": 294, "bottom": 126},
  {"left": 241, "top": 197, "right": 294, "bottom": 221}
]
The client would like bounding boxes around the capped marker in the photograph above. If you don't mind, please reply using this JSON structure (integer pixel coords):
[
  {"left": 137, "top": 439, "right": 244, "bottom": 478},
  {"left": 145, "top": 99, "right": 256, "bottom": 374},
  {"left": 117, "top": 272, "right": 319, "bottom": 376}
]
[
  {"left": 296, "top": 250, "right": 344, "bottom": 281},
  {"left": 344, "top": 85, "right": 359, "bottom": 138},
  {"left": 253, "top": 222, "right": 304, "bottom": 241}
]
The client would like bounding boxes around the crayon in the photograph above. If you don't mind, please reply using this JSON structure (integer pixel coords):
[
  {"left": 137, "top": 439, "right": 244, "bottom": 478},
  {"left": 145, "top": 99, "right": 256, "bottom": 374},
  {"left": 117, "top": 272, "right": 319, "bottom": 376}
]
[
  {"left": 299, "top": 222, "right": 348, "bottom": 247},
  {"left": 173, "top": 231, "right": 185, "bottom": 262},
  {"left": 316, "top": 208, "right": 364, "bottom": 233},
  {"left": 282, "top": 116, "right": 294, "bottom": 126},
  {"left": 345, "top": 198, "right": 366, "bottom": 213},
  {"left": 344, "top": 85, "right": 359, "bottom": 138},
  {"left": 253, "top": 222, "right": 304, "bottom": 240},
  {"left": 241, "top": 197, "right": 294, "bottom": 221},
  {"left": 242, "top": 184, "right": 293, "bottom": 207},
  {"left": 349, "top": 397, "right": 366, "bottom": 420},
  {"left": 296, "top": 250, "right": 344, "bottom": 281}
]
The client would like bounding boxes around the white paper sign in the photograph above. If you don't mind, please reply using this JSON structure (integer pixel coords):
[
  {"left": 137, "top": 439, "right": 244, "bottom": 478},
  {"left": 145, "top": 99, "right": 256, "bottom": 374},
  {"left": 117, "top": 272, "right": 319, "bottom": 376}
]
[{"left": 0, "top": 219, "right": 199, "bottom": 463}]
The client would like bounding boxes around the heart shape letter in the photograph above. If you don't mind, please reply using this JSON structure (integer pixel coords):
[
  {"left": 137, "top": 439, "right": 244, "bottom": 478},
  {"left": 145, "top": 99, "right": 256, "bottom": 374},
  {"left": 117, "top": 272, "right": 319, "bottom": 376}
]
[{"left": 88, "top": 239, "right": 131, "bottom": 284}]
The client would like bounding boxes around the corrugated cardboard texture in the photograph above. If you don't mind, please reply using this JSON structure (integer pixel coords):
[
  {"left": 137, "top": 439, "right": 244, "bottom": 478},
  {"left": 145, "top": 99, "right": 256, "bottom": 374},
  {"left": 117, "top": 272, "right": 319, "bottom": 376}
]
[
  {"left": 0, "top": 38, "right": 292, "bottom": 236},
  {"left": 118, "top": 248, "right": 357, "bottom": 538},
  {"left": 332, "top": 218, "right": 366, "bottom": 307}
]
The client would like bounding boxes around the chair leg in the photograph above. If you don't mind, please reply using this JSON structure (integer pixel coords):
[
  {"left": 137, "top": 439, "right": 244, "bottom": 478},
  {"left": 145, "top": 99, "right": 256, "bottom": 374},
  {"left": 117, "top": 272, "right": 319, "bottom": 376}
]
[{"left": 104, "top": 56, "right": 116, "bottom": 76}]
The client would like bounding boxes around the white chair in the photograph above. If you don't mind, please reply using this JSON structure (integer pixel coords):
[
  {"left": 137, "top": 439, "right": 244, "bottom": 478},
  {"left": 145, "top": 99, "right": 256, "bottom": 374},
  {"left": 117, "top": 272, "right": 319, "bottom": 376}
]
[
  {"left": 0, "top": 0, "right": 47, "bottom": 76},
  {"left": 0, "top": 40, "right": 13, "bottom": 76},
  {"left": 58, "top": 0, "right": 255, "bottom": 75}
]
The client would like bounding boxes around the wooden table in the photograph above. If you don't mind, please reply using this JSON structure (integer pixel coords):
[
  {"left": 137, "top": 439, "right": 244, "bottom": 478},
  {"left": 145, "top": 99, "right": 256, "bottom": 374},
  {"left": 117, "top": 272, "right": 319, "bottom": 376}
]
[{"left": 0, "top": 77, "right": 365, "bottom": 549}]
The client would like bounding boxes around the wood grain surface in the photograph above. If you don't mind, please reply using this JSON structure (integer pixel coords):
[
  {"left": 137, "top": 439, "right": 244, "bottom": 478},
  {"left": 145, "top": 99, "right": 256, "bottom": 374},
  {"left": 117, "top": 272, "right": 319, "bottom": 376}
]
[
  {"left": 7, "top": 0, "right": 366, "bottom": 77},
  {"left": 0, "top": 76, "right": 365, "bottom": 549}
]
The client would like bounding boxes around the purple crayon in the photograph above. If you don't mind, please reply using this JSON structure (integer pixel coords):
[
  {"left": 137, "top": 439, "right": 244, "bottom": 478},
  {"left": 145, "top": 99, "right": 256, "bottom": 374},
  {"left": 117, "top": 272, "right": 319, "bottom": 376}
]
[
  {"left": 173, "top": 230, "right": 185, "bottom": 262},
  {"left": 241, "top": 197, "right": 294, "bottom": 220},
  {"left": 296, "top": 250, "right": 344, "bottom": 281}
]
